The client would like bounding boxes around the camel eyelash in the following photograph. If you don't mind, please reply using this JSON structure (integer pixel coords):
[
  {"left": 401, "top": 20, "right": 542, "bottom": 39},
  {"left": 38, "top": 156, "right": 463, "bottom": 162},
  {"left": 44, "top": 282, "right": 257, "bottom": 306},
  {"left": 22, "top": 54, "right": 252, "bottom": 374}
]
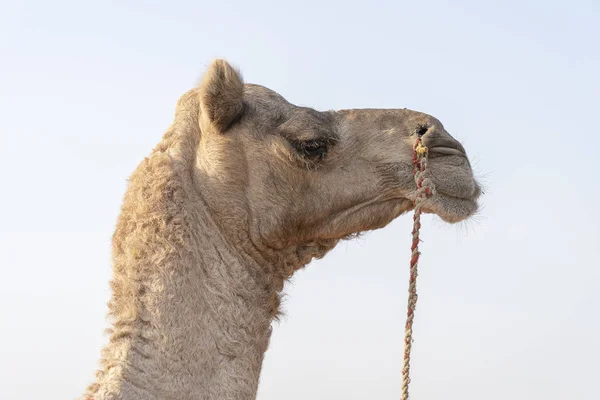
[
  {"left": 289, "top": 136, "right": 339, "bottom": 162},
  {"left": 289, "top": 139, "right": 328, "bottom": 160}
]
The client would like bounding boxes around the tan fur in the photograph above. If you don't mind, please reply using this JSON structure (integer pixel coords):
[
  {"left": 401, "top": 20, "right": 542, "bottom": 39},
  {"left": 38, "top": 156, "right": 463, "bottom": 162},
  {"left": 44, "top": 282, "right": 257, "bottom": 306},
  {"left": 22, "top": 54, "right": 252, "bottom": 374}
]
[{"left": 83, "top": 59, "right": 481, "bottom": 400}]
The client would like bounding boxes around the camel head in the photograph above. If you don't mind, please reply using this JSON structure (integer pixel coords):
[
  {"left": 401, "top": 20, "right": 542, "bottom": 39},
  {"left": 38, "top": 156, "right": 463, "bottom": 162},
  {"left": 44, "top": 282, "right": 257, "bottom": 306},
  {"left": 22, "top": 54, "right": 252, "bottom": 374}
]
[{"left": 194, "top": 59, "right": 481, "bottom": 267}]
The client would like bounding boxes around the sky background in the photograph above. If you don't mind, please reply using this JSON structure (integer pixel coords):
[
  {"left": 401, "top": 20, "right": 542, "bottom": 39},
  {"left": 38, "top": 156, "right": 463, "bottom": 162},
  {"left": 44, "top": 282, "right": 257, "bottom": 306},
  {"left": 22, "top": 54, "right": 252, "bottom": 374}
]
[{"left": 1, "top": 1, "right": 599, "bottom": 399}]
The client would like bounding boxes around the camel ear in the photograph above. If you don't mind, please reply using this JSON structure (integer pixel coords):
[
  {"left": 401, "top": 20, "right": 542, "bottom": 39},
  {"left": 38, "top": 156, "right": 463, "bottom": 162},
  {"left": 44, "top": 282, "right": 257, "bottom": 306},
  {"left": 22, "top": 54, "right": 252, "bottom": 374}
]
[{"left": 198, "top": 59, "right": 244, "bottom": 132}]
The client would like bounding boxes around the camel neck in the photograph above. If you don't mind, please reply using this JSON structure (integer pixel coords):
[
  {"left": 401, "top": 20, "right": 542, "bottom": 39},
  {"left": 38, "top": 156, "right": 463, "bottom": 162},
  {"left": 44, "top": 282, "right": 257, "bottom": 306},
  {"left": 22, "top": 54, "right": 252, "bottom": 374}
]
[{"left": 84, "top": 141, "right": 278, "bottom": 400}]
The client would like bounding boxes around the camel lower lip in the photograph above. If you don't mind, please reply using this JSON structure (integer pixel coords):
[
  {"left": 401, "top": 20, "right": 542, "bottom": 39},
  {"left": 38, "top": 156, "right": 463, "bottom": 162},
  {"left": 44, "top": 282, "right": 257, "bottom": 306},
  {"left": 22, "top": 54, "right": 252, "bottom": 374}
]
[
  {"left": 420, "top": 195, "right": 479, "bottom": 223},
  {"left": 429, "top": 146, "right": 464, "bottom": 156}
]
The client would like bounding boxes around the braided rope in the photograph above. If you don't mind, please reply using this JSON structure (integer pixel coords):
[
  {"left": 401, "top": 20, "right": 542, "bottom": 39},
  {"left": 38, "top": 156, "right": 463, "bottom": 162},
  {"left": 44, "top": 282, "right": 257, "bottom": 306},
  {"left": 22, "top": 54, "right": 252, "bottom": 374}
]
[{"left": 401, "top": 139, "right": 433, "bottom": 400}]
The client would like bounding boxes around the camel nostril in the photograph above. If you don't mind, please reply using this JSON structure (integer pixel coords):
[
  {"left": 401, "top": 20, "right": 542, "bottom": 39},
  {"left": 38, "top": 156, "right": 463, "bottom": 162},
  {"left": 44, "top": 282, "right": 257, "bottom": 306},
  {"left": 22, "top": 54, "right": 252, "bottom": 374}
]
[{"left": 416, "top": 126, "right": 429, "bottom": 137}]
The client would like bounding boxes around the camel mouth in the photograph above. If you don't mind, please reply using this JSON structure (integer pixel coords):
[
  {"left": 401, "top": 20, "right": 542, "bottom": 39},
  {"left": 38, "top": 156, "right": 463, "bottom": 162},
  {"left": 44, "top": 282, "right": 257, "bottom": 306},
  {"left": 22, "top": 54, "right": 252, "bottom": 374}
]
[
  {"left": 406, "top": 166, "right": 481, "bottom": 224},
  {"left": 416, "top": 150, "right": 480, "bottom": 224}
]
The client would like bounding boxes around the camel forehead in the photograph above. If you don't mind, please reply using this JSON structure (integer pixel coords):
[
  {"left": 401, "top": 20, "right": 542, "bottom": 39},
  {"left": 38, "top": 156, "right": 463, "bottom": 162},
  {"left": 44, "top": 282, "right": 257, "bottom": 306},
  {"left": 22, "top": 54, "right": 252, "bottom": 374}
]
[
  {"left": 241, "top": 84, "right": 334, "bottom": 130},
  {"left": 243, "top": 84, "right": 291, "bottom": 107}
]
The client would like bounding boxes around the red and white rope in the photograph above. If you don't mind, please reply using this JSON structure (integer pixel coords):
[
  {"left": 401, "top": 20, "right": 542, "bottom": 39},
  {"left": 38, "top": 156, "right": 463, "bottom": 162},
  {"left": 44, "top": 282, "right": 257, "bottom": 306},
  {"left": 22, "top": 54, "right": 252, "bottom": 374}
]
[{"left": 401, "top": 139, "right": 433, "bottom": 400}]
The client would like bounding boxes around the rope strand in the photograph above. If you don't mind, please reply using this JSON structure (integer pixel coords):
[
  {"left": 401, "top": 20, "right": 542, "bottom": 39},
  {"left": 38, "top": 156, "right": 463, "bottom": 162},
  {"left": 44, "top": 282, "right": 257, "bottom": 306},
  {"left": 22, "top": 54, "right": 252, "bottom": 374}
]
[{"left": 401, "top": 139, "right": 433, "bottom": 400}]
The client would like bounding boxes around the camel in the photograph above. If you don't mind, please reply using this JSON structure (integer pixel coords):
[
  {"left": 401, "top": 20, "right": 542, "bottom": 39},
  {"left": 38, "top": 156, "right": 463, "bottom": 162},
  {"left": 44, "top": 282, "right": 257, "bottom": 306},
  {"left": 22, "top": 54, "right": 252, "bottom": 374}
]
[{"left": 82, "top": 59, "right": 480, "bottom": 400}]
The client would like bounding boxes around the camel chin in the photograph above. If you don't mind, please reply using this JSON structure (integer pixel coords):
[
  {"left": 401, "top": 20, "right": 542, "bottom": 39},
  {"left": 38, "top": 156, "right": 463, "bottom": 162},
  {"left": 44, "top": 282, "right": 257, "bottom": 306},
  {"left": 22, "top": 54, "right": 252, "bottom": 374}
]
[{"left": 422, "top": 193, "right": 479, "bottom": 223}]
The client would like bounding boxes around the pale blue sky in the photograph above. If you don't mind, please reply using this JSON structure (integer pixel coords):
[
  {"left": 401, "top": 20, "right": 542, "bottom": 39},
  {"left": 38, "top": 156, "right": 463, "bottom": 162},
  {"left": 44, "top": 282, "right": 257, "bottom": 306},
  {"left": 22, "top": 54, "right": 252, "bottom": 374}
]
[{"left": 1, "top": 1, "right": 599, "bottom": 399}]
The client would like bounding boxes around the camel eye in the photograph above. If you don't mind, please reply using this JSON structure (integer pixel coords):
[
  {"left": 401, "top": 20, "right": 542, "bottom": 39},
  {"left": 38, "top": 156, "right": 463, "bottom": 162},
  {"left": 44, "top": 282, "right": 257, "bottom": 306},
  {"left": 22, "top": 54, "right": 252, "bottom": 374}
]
[
  {"left": 291, "top": 140, "right": 328, "bottom": 160},
  {"left": 416, "top": 126, "right": 429, "bottom": 137}
]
